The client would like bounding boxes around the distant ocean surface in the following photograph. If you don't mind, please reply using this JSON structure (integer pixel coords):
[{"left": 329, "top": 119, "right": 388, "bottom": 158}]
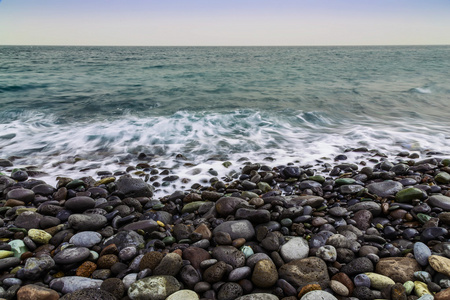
[{"left": 1, "top": 46, "right": 450, "bottom": 194}]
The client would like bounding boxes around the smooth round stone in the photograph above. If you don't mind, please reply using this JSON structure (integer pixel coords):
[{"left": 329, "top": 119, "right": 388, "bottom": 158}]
[
  {"left": 166, "top": 290, "right": 199, "bottom": 300},
  {"left": 2, "top": 278, "right": 22, "bottom": 287},
  {"left": 213, "top": 220, "right": 255, "bottom": 241},
  {"left": 212, "top": 246, "right": 245, "bottom": 268},
  {"left": 364, "top": 272, "right": 395, "bottom": 290},
  {"left": 429, "top": 195, "right": 450, "bottom": 211},
  {"left": 418, "top": 294, "right": 434, "bottom": 300},
  {"left": 246, "top": 253, "right": 271, "bottom": 269},
  {"left": 240, "top": 246, "right": 254, "bottom": 258},
  {"left": 49, "top": 276, "right": 103, "bottom": 294},
  {"left": 68, "top": 214, "right": 107, "bottom": 231},
  {"left": 300, "top": 290, "right": 338, "bottom": 300},
  {"left": 429, "top": 255, "right": 450, "bottom": 277},
  {"left": 16, "top": 284, "right": 59, "bottom": 300},
  {"left": 316, "top": 245, "right": 337, "bottom": 262},
  {"left": 128, "top": 276, "right": 181, "bottom": 300},
  {"left": 53, "top": 247, "right": 91, "bottom": 264},
  {"left": 228, "top": 266, "right": 251, "bottom": 282},
  {"left": 28, "top": 229, "right": 52, "bottom": 244},
  {"left": 64, "top": 196, "right": 96, "bottom": 213},
  {"left": 122, "top": 273, "right": 138, "bottom": 289},
  {"left": 414, "top": 242, "right": 432, "bottom": 266},
  {"left": 115, "top": 175, "right": 153, "bottom": 198},
  {"left": 328, "top": 207, "right": 348, "bottom": 217},
  {"left": 309, "top": 231, "right": 334, "bottom": 248},
  {"left": 119, "top": 246, "right": 137, "bottom": 261},
  {"left": 6, "top": 188, "right": 35, "bottom": 204},
  {"left": 339, "top": 185, "right": 364, "bottom": 194},
  {"left": 280, "top": 237, "right": 309, "bottom": 262},
  {"left": 403, "top": 281, "right": 415, "bottom": 295},
  {"left": 22, "top": 255, "right": 55, "bottom": 280},
  {"left": 251, "top": 259, "right": 278, "bottom": 288},
  {"left": 353, "top": 274, "right": 371, "bottom": 287},
  {"left": 69, "top": 231, "right": 102, "bottom": 248},
  {"left": 0, "top": 250, "right": 14, "bottom": 259},
  {"left": 330, "top": 280, "right": 349, "bottom": 296},
  {"left": 395, "top": 188, "right": 426, "bottom": 203}
]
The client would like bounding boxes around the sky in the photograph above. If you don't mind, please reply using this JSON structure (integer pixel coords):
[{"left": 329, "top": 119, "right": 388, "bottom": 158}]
[{"left": 1, "top": 0, "right": 449, "bottom": 46}]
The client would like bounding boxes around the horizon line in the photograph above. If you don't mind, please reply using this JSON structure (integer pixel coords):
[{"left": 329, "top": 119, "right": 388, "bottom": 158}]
[{"left": 1, "top": 43, "right": 450, "bottom": 47}]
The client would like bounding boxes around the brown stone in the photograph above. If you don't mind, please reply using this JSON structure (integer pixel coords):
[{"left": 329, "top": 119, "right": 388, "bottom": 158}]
[
  {"left": 5, "top": 199, "right": 25, "bottom": 207},
  {"left": 99, "top": 244, "right": 118, "bottom": 256},
  {"left": 193, "top": 223, "right": 212, "bottom": 240},
  {"left": 429, "top": 255, "right": 450, "bottom": 277},
  {"left": 232, "top": 238, "right": 246, "bottom": 248},
  {"left": 203, "top": 261, "right": 227, "bottom": 283},
  {"left": 76, "top": 261, "right": 97, "bottom": 277},
  {"left": 251, "top": 259, "right": 278, "bottom": 288},
  {"left": 182, "top": 247, "right": 211, "bottom": 270},
  {"left": 139, "top": 251, "right": 164, "bottom": 271},
  {"left": 97, "top": 254, "right": 119, "bottom": 269},
  {"left": 279, "top": 256, "right": 330, "bottom": 289},
  {"left": 17, "top": 284, "right": 60, "bottom": 300},
  {"left": 331, "top": 272, "right": 354, "bottom": 295},
  {"left": 297, "top": 284, "right": 321, "bottom": 298},
  {"left": 375, "top": 257, "right": 421, "bottom": 283},
  {"left": 435, "top": 287, "right": 450, "bottom": 300}
]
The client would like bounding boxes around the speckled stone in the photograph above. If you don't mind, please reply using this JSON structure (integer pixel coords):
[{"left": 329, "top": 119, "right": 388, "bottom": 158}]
[
  {"left": 428, "top": 255, "right": 450, "bottom": 277},
  {"left": 16, "top": 284, "right": 60, "bottom": 300},
  {"left": 376, "top": 257, "right": 421, "bottom": 283},
  {"left": 300, "top": 290, "right": 338, "bottom": 300},
  {"left": 279, "top": 257, "right": 330, "bottom": 289},
  {"left": 127, "top": 275, "right": 181, "bottom": 300},
  {"left": 251, "top": 259, "right": 278, "bottom": 288}
]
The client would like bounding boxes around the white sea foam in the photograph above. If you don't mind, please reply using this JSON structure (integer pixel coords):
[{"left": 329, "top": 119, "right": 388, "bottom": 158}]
[{"left": 1, "top": 110, "right": 449, "bottom": 197}]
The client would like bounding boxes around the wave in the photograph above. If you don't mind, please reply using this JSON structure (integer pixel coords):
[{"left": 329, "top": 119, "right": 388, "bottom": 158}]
[{"left": 1, "top": 109, "right": 449, "bottom": 196}]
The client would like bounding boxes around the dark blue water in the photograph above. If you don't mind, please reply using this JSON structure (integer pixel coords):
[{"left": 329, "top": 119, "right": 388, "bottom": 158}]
[{"left": 1, "top": 46, "right": 449, "bottom": 194}]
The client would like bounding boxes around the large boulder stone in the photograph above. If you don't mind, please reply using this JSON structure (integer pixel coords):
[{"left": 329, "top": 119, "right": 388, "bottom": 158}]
[
  {"left": 279, "top": 256, "right": 330, "bottom": 289},
  {"left": 115, "top": 175, "right": 153, "bottom": 198}
]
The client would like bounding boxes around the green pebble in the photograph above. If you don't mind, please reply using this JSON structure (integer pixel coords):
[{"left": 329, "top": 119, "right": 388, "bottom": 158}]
[
  {"left": 152, "top": 204, "right": 165, "bottom": 210},
  {"left": 66, "top": 179, "right": 85, "bottom": 189},
  {"left": 88, "top": 251, "right": 99, "bottom": 262},
  {"left": 335, "top": 178, "right": 356, "bottom": 185},
  {"left": 222, "top": 161, "right": 232, "bottom": 168},
  {"left": 0, "top": 250, "right": 14, "bottom": 259},
  {"left": 163, "top": 236, "right": 176, "bottom": 245},
  {"left": 240, "top": 245, "right": 254, "bottom": 258},
  {"left": 309, "top": 175, "right": 325, "bottom": 183},
  {"left": 178, "top": 239, "right": 191, "bottom": 244},
  {"left": 257, "top": 182, "right": 271, "bottom": 193},
  {"left": 395, "top": 188, "right": 425, "bottom": 203},
  {"left": 435, "top": 172, "right": 450, "bottom": 184},
  {"left": 403, "top": 281, "right": 414, "bottom": 295},
  {"left": 442, "top": 159, "right": 450, "bottom": 167},
  {"left": 181, "top": 201, "right": 207, "bottom": 214},
  {"left": 8, "top": 240, "right": 28, "bottom": 258},
  {"left": 417, "top": 213, "right": 431, "bottom": 224},
  {"left": 316, "top": 205, "right": 327, "bottom": 212}
]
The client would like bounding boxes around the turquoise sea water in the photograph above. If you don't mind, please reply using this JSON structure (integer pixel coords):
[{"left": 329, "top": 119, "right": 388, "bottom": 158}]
[{"left": 1, "top": 46, "right": 449, "bottom": 193}]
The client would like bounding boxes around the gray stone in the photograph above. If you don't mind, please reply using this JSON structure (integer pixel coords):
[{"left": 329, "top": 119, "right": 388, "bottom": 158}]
[
  {"left": 300, "top": 290, "right": 338, "bottom": 300},
  {"left": 339, "top": 185, "right": 364, "bottom": 194},
  {"left": 279, "top": 257, "right": 330, "bottom": 289},
  {"left": 153, "top": 253, "right": 183, "bottom": 276},
  {"left": 213, "top": 220, "right": 255, "bottom": 241},
  {"left": 280, "top": 237, "right": 309, "bottom": 262},
  {"left": 429, "top": 195, "right": 450, "bottom": 211},
  {"left": 119, "top": 220, "right": 159, "bottom": 233},
  {"left": 22, "top": 255, "right": 55, "bottom": 280},
  {"left": 68, "top": 214, "right": 107, "bottom": 231},
  {"left": 236, "top": 294, "right": 279, "bottom": 300},
  {"left": 103, "top": 231, "right": 145, "bottom": 251},
  {"left": 127, "top": 275, "right": 181, "bottom": 300},
  {"left": 0, "top": 257, "right": 21, "bottom": 271},
  {"left": 414, "top": 242, "right": 432, "bottom": 266},
  {"left": 212, "top": 246, "right": 246, "bottom": 268},
  {"left": 6, "top": 188, "right": 35, "bottom": 204},
  {"left": 69, "top": 231, "right": 102, "bottom": 248},
  {"left": 64, "top": 196, "right": 95, "bottom": 213},
  {"left": 347, "top": 201, "right": 382, "bottom": 217},
  {"left": 115, "top": 175, "right": 153, "bottom": 198},
  {"left": 50, "top": 276, "right": 103, "bottom": 294},
  {"left": 53, "top": 247, "right": 91, "bottom": 265},
  {"left": 367, "top": 181, "right": 403, "bottom": 198}
]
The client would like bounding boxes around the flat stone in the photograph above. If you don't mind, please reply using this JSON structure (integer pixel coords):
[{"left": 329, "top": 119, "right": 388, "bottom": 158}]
[
  {"left": 69, "top": 231, "right": 102, "bottom": 248},
  {"left": 367, "top": 181, "right": 403, "bottom": 198},
  {"left": 428, "top": 195, "right": 450, "bottom": 211},
  {"left": 395, "top": 188, "right": 426, "bottom": 203},
  {"left": 330, "top": 280, "right": 349, "bottom": 296},
  {"left": 6, "top": 188, "right": 35, "bottom": 204},
  {"left": 28, "top": 229, "right": 52, "bottom": 244},
  {"left": 435, "top": 172, "right": 450, "bottom": 184},
  {"left": 0, "top": 257, "right": 21, "bottom": 271},
  {"left": 414, "top": 242, "right": 432, "bottom": 266},
  {"left": 68, "top": 214, "right": 107, "bottom": 231},
  {"left": 376, "top": 257, "right": 421, "bottom": 283},
  {"left": 50, "top": 276, "right": 103, "bottom": 294},
  {"left": 17, "top": 284, "right": 60, "bottom": 300},
  {"left": 236, "top": 294, "right": 279, "bottom": 300},
  {"left": 53, "top": 247, "right": 91, "bottom": 265},
  {"left": 119, "top": 220, "right": 158, "bottom": 233}
]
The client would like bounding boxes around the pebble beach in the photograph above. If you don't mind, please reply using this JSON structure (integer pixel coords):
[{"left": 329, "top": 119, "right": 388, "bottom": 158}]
[{"left": 1, "top": 147, "right": 450, "bottom": 300}]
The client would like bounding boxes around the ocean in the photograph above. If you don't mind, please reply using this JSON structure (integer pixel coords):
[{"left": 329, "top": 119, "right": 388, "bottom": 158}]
[{"left": 1, "top": 45, "right": 449, "bottom": 196}]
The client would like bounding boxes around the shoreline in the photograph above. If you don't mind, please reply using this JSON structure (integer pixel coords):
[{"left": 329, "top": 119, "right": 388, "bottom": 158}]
[{"left": 1, "top": 149, "right": 450, "bottom": 299}]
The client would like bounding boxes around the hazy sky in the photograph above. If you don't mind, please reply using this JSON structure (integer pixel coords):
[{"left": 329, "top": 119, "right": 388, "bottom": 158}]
[{"left": 1, "top": 0, "right": 449, "bottom": 46}]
